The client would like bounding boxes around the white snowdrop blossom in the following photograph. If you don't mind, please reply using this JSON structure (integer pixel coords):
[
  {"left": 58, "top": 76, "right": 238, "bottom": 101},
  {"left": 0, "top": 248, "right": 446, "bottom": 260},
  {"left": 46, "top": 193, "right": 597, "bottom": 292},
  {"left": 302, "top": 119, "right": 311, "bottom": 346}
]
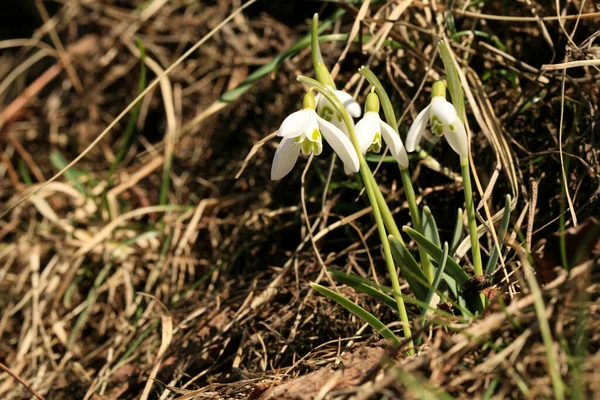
[
  {"left": 271, "top": 92, "right": 360, "bottom": 180},
  {"left": 354, "top": 92, "right": 409, "bottom": 169},
  {"left": 405, "top": 96, "right": 468, "bottom": 158},
  {"left": 315, "top": 89, "right": 361, "bottom": 135}
]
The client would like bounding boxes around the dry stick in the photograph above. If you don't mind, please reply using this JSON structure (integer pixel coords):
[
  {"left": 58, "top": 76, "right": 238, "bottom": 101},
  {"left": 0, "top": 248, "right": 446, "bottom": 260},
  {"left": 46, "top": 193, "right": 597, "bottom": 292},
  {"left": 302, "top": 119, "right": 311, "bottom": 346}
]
[
  {"left": 330, "top": 0, "right": 371, "bottom": 79},
  {"left": 6, "top": 134, "right": 46, "bottom": 182},
  {"left": 411, "top": 1, "right": 600, "bottom": 22},
  {"left": 557, "top": 64, "right": 578, "bottom": 227},
  {"left": 122, "top": 37, "right": 177, "bottom": 207},
  {"left": 300, "top": 154, "right": 337, "bottom": 288},
  {"left": 553, "top": 0, "right": 600, "bottom": 73},
  {"left": 35, "top": 0, "right": 84, "bottom": 94},
  {"left": 526, "top": 179, "right": 539, "bottom": 252},
  {"left": 0, "top": 0, "right": 259, "bottom": 220},
  {"left": 0, "top": 34, "right": 97, "bottom": 128},
  {"left": 0, "top": 362, "right": 45, "bottom": 400}
]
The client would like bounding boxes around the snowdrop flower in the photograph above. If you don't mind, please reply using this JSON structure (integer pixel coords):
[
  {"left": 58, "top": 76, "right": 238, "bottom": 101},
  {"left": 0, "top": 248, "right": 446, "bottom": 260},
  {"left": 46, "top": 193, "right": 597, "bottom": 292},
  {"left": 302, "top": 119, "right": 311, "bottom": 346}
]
[
  {"left": 354, "top": 91, "right": 409, "bottom": 169},
  {"left": 271, "top": 92, "right": 360, "bottom": 180},
  {"left": 315, "top": 89, "right": 361, "bottom": 135},
  {"left": 405, "top": 84, "right": 468, "bottom": 158}
]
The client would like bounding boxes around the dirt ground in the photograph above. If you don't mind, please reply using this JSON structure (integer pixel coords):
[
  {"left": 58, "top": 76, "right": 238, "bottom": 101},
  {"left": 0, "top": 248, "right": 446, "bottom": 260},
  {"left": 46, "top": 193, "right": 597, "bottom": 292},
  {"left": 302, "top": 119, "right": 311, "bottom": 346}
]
[{"left": 0, "top": 1, "right": 599, "bottom": 399}]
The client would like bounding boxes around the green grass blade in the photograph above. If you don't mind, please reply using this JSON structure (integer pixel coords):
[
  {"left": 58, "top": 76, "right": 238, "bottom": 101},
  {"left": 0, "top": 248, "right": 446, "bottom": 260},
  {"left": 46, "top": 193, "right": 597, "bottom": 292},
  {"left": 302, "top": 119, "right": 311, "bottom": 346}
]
[
  {"left": 220, "top": 9, "right": 345, "bottom": 103},
  {"left": 310, "top": 283, "right": 401, "bottom": 345},
  {"left": 329, "top": 270, "right": 465, "bottom": 320},
  {"left": 108, "top": 39, "right": 147, "bottom": 184},
  {"left": 422, "top": 206, "right": 441, "bottom": 248},
  {"left": 421, "top": 242, "right": 449, "bottom": 319},
  {"left": 329, "top": 269, "right": 393, "bottom": 293},
  {"left": 18, "top": 159, "right": 33, "bottom": 185},
  {"left": 450, "top": 208, "right": 464, "bottom": 254},
  {"left": 49, "top": 150, "right": 88, "bottom": 195},
  {"left": 522, "top": 257, "right": 565, "bottom": 399},
  {"left": 403, "top": 227, "right": 469, "bottom": 284},
  {"left": 388, "top": 236, "right": 429, "bottom": 301},
  {"left": 330, "top": 272, "right": 398, "bottom": 311},
  {"left": 485, "top": 194, "right": 512, "bottom": 274}
]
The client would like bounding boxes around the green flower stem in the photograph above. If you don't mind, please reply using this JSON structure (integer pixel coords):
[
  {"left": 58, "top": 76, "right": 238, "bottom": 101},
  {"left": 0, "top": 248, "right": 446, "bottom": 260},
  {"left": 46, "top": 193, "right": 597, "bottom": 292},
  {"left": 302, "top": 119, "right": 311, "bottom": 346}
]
[
  {"left": 400, "top": 168, "right": 434, "bottom": 283},
  {"left": 361, "top": 161, "right": 413, "bottom": 348},
  {"left": 460, "top": 157, "right": 483, "bottom": 278},
  {"left": 311, "top": 14, "right": 335, "bottom": 88},
  {"left": 366, "top": 172, "right": 403, "bottom": 242},
  {"left": 298, "top": 76, "right": 413, "bottom": 350},
  {"left": 359, "top": 66, "right": 433, "bottom": 283},
  {"left": 431, "top": 80, "right": 447, "bottom": 99}
]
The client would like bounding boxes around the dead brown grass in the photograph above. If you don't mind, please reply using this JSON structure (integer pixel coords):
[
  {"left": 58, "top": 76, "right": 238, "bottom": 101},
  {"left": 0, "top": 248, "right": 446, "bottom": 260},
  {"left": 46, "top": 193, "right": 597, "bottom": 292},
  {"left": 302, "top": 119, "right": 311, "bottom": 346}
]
[{"left": 0, "top": 1, "right": 599, "bottom": 399}]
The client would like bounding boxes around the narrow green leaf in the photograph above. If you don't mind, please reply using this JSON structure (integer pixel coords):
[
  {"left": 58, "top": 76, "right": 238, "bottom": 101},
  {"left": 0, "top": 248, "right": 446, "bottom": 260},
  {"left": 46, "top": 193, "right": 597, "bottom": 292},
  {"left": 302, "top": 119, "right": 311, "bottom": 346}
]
[
  {"left": 421, "top": 242, "right": 449, "bottom": 319},
  {"left": 329, "top": 270, "right": 392, "bottom": 293},
  {"left": 438, "top": 40, "right": 464, "bottom": 120},
  {"left": 329, "top": 271, "right": 398, "bottom": 311},
  {"left": 388, "top": 236, "right": 429, "bottom": 301},
  {"left": 50, "top": 150, "right": 88, "bottom": 195},
  {"left": 108, "top": 39, "right": 147, "bottom": 184},
  {"left": 220, "top": 9, "right": 345, "bottom": 103},
  {"left": 450, "top": 208, "right": 463, "bottom": 254},
  {"left": 403, "top": 226, "right": 469, "bottom": 284},
  {"left": 422, "top": 206, "right": 441, "bottom": 248},
  {"left": 18, "top": 159, "right": 33, "bottom": 185},
  {"left": 311, "top": 283, "right": 401, "bottom": 345},
  {"left": 485, "top": 195, "right": 512, "bottom": 274},
  {"left": 329, "top": 270, "right": 463, "bottom": 320}
]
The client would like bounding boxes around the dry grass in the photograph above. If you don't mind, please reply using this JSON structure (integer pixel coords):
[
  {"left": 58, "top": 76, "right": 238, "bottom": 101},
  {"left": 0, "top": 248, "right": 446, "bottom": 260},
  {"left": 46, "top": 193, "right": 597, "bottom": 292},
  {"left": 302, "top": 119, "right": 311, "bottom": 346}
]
[{"left": 0, "top": 1, "right": 599, "bottom": 399}]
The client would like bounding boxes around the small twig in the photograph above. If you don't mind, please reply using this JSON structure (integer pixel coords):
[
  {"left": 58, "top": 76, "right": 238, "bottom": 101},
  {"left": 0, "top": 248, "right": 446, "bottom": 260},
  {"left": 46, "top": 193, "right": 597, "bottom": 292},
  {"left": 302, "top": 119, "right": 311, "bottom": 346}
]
[
  {"left": 35, "top": 0, "right": 84, "bottom": 93},
  {"left": 0, "top": 362, "right": 46, "bottom": 400},
  {"left": 527, "top": 178, "right": 539, "bottom": 252}
]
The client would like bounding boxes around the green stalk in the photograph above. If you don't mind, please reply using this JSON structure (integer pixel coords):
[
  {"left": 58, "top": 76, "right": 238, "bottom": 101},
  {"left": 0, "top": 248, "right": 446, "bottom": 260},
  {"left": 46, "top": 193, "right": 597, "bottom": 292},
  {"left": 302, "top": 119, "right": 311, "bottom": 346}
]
[
  {"left": 400, "top": 168, "right": 433, "bottom": 282},
  {"left": 367, "top": 172, "right": 403, "bottom": 242},
  {"left": 298, "top": 76, "right": 413, "bottom": 350},
  {"left": 460, "top": 157, "right": 483, "bottom": 278},
  {"left": 438, "top": 42, "right": 485, "bottom": 299},
  {"left": 311, "top": 14, "right": 336, "bottom": 88},
  {"left": 359, "top": 66, "right": 434, "bottom": 282}
]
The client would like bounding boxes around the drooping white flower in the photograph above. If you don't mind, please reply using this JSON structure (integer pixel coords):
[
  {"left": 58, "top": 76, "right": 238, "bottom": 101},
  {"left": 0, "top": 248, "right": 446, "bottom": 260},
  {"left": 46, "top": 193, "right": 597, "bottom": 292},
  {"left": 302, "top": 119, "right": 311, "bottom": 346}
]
[
  {"left": 354, "top": 92, "right": 409, "bottom": 169},
  {"left": 271, "top": 92, "right": 360, "bottom": 180},
  {"left": 315, "top": 89, "right": 361, "bottom": 135},
  {"left": 405, "top": 96, "right": 468, "bottom": 158}
]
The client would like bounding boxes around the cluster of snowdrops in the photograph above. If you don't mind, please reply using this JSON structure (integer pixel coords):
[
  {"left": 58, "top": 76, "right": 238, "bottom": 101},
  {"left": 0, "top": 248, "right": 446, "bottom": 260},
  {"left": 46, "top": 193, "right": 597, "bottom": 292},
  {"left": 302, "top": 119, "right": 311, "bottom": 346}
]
[{"left": 268, "top": 15, "right": 499, "bottom": 352}]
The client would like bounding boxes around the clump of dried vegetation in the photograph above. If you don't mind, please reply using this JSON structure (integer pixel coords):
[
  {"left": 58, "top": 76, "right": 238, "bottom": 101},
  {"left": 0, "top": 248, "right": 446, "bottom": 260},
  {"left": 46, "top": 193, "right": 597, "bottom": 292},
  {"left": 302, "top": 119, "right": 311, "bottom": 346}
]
[{"left": 0, "top": 1, "right": 599, "bottom": 399}]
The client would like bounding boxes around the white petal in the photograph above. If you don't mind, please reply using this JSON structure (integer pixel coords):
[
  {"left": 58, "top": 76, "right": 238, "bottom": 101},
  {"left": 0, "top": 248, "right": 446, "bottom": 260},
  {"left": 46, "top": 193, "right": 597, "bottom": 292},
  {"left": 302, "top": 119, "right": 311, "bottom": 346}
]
[
  {"left": 278, "top": 109, "right": 312, "bottom": 138},
  {"left": 405, "top": 104, "right": 431, "bottom": 152},
  {"left": 271, "top": 138, "right": 300, "bottom": 180},
  {"left": 317, "top": 115, "right": 360, "bottom": 174},
  {"left": 334, "top": 90, "right": 361, "bottom": 118},
  {"left": 380, "top": 119, "right": 409, "bottom": 169},
  {"left": 354, "top": 112, "right": 379, "bottom": 154},
  {"left": 304, "top": 110, "right": 320, "bottom": 139},
  {"left": 330, "top": 113, "right": 353, "bottom": 137},
  {"left": 444, "top": 119, "right": 469, "bottom": 158},
  {"left": 430, "top": 97, "right": 458, "bottom": 125}
]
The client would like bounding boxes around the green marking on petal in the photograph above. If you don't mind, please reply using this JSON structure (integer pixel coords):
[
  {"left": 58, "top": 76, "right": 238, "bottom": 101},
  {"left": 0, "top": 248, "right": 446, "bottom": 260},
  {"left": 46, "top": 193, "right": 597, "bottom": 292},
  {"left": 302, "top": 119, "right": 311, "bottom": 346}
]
[
  {"left": 301, "top": 139, "right": 312, "bottom": 155},
  {"left": 311, "top": 128, "right": 320, "bottom": 141},
  {"left": 295, "top": 136, "right": 304, "bottom": 143},
  {"left": 312, "top": 141, "right": 321, "bottom": 155},
  {"left": 367, "top": 132, "right": 382, "bottom": 153},
  {"left": 321, "top": 106, "right": 334, "bottom": 122}
]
